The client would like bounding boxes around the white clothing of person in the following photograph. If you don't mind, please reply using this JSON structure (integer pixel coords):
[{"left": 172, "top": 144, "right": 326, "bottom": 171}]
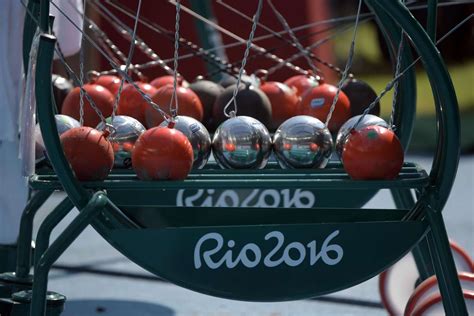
[{"left": 0, "top": 0, "right": 82, "bottom": 245}]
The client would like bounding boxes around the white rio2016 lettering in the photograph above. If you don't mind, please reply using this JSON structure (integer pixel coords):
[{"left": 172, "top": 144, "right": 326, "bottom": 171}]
[
  {"left": 176, "top": 189, "right": 315, "bottom": 208},
  {"left": 194, "top": 230, "right": 343, "bottom": 269}
]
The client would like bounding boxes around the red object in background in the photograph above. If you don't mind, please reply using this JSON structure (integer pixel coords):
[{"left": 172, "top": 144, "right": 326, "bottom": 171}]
[
  {"left": 342, "top": 125, "right": 404, "bottom": 180},
  {"left": 297, "top": 83, "right": 351, "bottom": 133},
  {"left": 283, "top": 75, "right": 319, "bottom": 97},
  {"left": 150, "top": 75, "right": 187, "bottom": 89},
  {"left": 60, "top": 127, "right": 114, "bottom": 181},
  {"left": 61, "top": 84, "right": 114, "bottom": 127},
  {"left": 98, "top": 1, "right": 335, "bottom": 83},
  {"left": 117, "top": 82, "right": 157, "bottom": 125},
  {"left": 225, "top": 143, "right": 236, "bottom": 152},
  {"left": 309, "top": 142, "right": 319, "bottom": 152},
  {"left": 92, "top": 75, "right": 122, "bottom": 96},
  {"left": 132, "top": 126, "right": 194, "bottom": 180},
  {"left": 145, "top": 85, "right": 203, "bottom": 128},
  {"left": 260, "top": 81, "right": 299, "bottom": 130}
]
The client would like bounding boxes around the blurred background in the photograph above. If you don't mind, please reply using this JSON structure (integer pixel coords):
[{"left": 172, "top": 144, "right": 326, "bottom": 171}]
[{"left": 55, "top": 0, "right": 474, "bottom": 154}]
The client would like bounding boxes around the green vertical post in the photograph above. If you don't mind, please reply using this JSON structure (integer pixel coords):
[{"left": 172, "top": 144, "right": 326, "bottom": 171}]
[
  {"left": 426, "top": 207, "right": 467, "bottom": 315},
  {"left": 427, "top": 0, "right": 438, "bottom": 41},
  {"left": 15, "top": 190, "right": 54, "bottom": 279},
  {"left": 30, "top": 192, "right": 108, "bottom": 316},
  {"left": 34, "top": 197, "right": 74, "bottom": 267},
  {"left": 391, "top": 189, "right": 435, "bottom": 280},
  {"left": 188, "top": 0, "right": 225, "bottom": 81}
]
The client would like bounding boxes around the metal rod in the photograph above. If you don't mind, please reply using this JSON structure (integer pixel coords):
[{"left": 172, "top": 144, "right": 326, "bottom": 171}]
[
  {"left": 30, "top": 192, "right": 108, "bottom": 316},
  {"left": 15, "top": 190, "right": 53, "bottom": 279},
  {"left": 168, "top": 0, "right": 311, "bottom": 76}
]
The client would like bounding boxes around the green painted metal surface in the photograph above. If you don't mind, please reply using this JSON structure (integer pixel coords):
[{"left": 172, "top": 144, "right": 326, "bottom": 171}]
[
  {"left": 27, "top": 0, "right": 463, "bottom": 309},
  {"left": 188, "top": 0, "right": 225, "bottom": 81},
  {"left": 110, "top": 221, "right": 427, "bottom": 301}
]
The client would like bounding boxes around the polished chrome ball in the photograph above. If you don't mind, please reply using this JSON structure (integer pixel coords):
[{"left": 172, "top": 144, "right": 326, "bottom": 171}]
[
  {"left": 35, "top": 114, "right": 81, "bottom": 163},
  {"left": 335, "top": 114, "right": 388, "bottom": 159},
  {"left": 212, "top": 116, "right": 271, "bottom": 169},
  {"left": 97, "top": 115, "right": 146, "bottom": 168},
  {"left": 159, "top": 115, "right": 211, "bottom": 169},
  {"left": 273, "top": 115, "right": 333, "bottom": 169}
]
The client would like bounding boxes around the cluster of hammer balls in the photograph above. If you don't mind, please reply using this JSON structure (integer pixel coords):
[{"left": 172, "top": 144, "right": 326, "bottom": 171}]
[{"left": 36, "top": 73, "right": 404, "bottom": 181}]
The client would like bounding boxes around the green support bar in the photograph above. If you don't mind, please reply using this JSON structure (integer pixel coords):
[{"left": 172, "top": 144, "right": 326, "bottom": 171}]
[
  {"left": 15, "top": 190, "right": 54, "bottom": 279},
  {"left": 30, "top": 192, "right": 108, "bottom": 316},
  {"left": 34, "top": 197, "right": 74, "bottom": 268},
  {"left": 427, "top": 0, "right": 438, "bottom": 41},
  {"left": 391, "top": 189, "right": 435, "bottom": 281},
  {"left": 188, "top": 0, "right": 225, "bottom": 81}
]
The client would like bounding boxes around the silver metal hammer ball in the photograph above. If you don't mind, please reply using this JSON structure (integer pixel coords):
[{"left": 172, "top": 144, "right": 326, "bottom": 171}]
[
  {"left": 273, "top": 115, "right": 333, "bottom": 169},
  {"left": 335, "top": 114, "right": 388, "bottom": 159},
  {"left": 159, "top": 115, "right": 211, "bottom": 169},
  {"left": 212, "top": 116, "right": 271, "bottom": 169},
  {"left": 35, "top": 114, "right": 81, "bottom": 163},
  {"left": 97, "top": 115, "right": 146, "bottom": 168}
]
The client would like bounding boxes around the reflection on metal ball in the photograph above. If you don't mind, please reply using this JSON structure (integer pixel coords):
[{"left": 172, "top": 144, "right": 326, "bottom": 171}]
[
  {"left": 52, "top": 74, "right": 73, "bottom": 112},
  {"left": 273, "top": 115, "right": 333, "bottom": 169},
  {"left": 97, "top": 115, "right": 146, "bottom": 168},
  {"left": 159, "top": 115, "right": 211, "bottom": 169},
  {"left": 35, "top": 114, "right": 81, "bottom": 163},
  {"left": 335, "top": 114, "right": 388, "bottom": 159},
  {"left": 212, "top": 116, "right": 271, "bottom": 169}
]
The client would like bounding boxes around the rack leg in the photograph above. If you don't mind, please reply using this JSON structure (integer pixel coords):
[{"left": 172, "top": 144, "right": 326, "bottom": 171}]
[
  {"left": 426, "top": 206, "right": 468, "bottom": 315},
  {"left": 391, "top": 189, "right": 435, "bottom": 280},
  {"left": 15, "top": 190, "right": 54, "bottom": 279},
  {"left": 29, "top": 192, "right": 108, "bottom": 316},
  {"left": 33, "top": 197, "right": 74, "bottom": 268},
  {"left": 0, "top": 190, "right": 53, "bottom": 290}
]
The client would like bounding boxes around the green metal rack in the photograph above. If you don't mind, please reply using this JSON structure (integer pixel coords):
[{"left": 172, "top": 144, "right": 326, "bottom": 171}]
[{"left": 0, "top": 0, "right": 468, "bottom": 315}]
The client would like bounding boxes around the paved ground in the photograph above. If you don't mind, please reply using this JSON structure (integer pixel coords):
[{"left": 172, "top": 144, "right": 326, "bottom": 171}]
[{"left": 31, "top": 155, "right": 473, "bottom": 316}]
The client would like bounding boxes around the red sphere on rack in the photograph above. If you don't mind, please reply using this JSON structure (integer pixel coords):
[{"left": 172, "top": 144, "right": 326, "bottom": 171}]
[
  {"left": 297, "top": 83, "right": 351, "bottom": 133},
  {"left": 61, "top": 84, "right": 114, "bottom": 127},
  {"left": 342, "top": 125, "right": 404, "bottom": 180},
  {"left": 92, "top": 75, "right": 122, "bottom": 96},
  {"left": 117, "top": 82, "right": 157, "bottom": 126},
  {"left": 150, "top": 75, "right": 188, "bottom": 89},
  {"left": 60, "top": 126, "right": 114, "bottom": 181},
  {"left": 260, "top": 81, "right": 299, "bottom": 131},
  {"left": 145, "top": 85, "right": 203, "bottom": 128},
  {"left": 132, "top": 125, "right": 194, "bottom": 180},
  {"left": 284, "top": 74, "right": 319, "bottom": 97}
]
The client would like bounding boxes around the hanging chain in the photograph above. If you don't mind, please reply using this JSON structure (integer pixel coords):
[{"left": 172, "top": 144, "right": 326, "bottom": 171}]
[
  {"left": 223, "top": 0, "right": 263, "bottom": 118},
  {"left": 265, "top": 20, "right": 360, "bottom": 78},
  {"left": 352, "top": 13, "right": 474, "bottom": 133},
  {"left": 90, "top": 0, "right": 176, "bottom": 77},
  {"left": 111, "top": 0, "right": 143, "bottom": 121},
  {"left": 206, "top": 21, "right": 354, "bottom": 80},
  {"left": 169, "top": 0, "right": 181, "bottom": 120},
  {"left": 389, "top": 30, "right": 405, "bottom": 131},
  {"left": 79, "top": 0, "right": 87, "bottom": 126},
  {"left": 104, "top": 0, "right": 241, "bottom": 76},
  {"left": 388, "top": 0, "right": 407, "bottom": 131},
  {"left": 86, "top": 19, "right": 147, "bottom": 81},
  {"left": 325, "top": 0, "right": 363, "bottom": 128},
  {"left": 170, "top": 0, "right": 313, "bottom": 79},
  {"left": 266, "top": 0, "right": 321, "bottom": 76},
  {"left": 41, "top": 0, "right": 474, "bottom": 133},
  {"left": 49, "top": 0, "right": 171, "bottom": 123}
]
